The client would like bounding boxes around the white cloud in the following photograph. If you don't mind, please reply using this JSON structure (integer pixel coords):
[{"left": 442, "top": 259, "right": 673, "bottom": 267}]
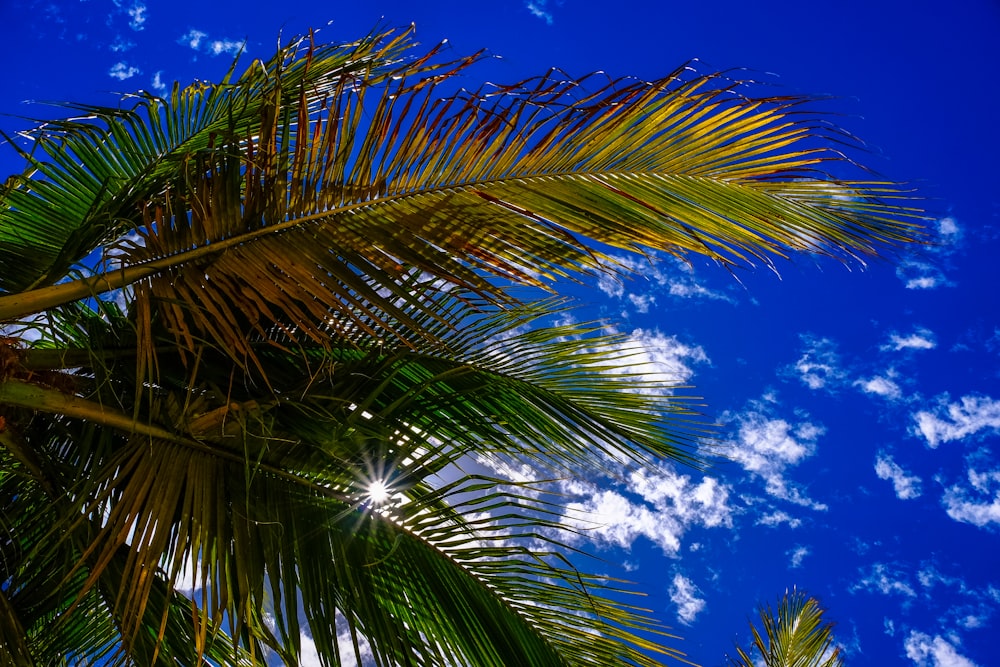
[
  {"left": 180, "top": 28, "right": 207, "bottom": 49},
  {"left": 724, "top": 404, "right": 828, "bottom": 510},
  {"left": 110, "top": 35, "right": 135, "bottom": 52},
  {"left": 937, "top": 216, "right": 962, "bottom": 243},
  {"left": 629, "top": 468, "right": 733, "bottom": 529},
  {"left": 856, "top": 374, "right": 903, "bottom": 400},
  {"left": 897, "top": 260, "right": 947, "bottom": 290},
  {"left": 563, "top": 487, "right": 681, "bottom": 553},
  {"left": 609, "top": 328, "right": 709, "bottom": 392},
  {"left": 669, "top": 574, "right": 706, "bottom": 624},
  {"left": 730, "top": 417, "right": 814, "bottom": 472},
  {"left": 958, "top": 613, "right": 988, "bottom": 630},
  {"left": 663, "top": 258, "right": 734, "bottom": 302},
  {"left": 792, "top": 336, "right": 846, "bottom": 390},
  {"left": 895, "top": 217, "right": 962, "bottom": 290},
  {"left": 596, "top": 270, "right": 626, "bottom": 299},
  {"left": 869, "top": 564, "right": 1000, "bottom": 640},
  {"left": 916, "top": 565, "right": 963, "bottom": 591},
  {"left": 300, "top": 631, "right": 321, "bottom": 667},
  {"left": 966, "top": 468, "right": 999, "bottom": 495},
  {"left": 666, "top": 278, "right": 731, "bottom": 301},
  {"left": 173, "top": 554, "right": 204, "bottom": 597},
  {"left": 126, "top": 2, "right": 146, "bottom": 31},
  {"left": 209, "top": 39, "right": 244, "bottom": 56},
  {"left": 0, "top": 318, "right": 44, "bottom": 343},
  {"left": 559, "top": 467, "right": 733, "bottom": 555},
  {"left": 296, "top": 620, "right": 373, "bottom": 667},
  {"left": 756, "top": 510, "right": 802, "bottom": 529},
  {"left": 874, "top": 453, "right": 922, "bottom": 499},
  {"left": 852, "top": 563, "right": 917, "bottom": 598},
  {"left": 884, "top": 327, "right": 937, "bottom": 351},
  {"left": 151, "top": 71, "right": 166, "bottom": 93},
  {"left": 913, "top": 394, "right": 1000, "bottom": 448},
  {"left": 942, "top": 468, "right": 1000, "bottom": 528},
  {"left": 595, "top": 254, "right": 733, "bottom": 312},
  {"left": 788, "top": 545, "right": 810, "bottom": 568},
  {"left": 108, "top": 61, "right": 140, "bottom": 80},
  {"left": 525, "top": 0, "right": 554, "bottom": 24},
  {"left": 904, "top": 631, "right": 978, "bottom": 667},
  {"left": 627, "top": 292, "right": 654, "bottom": 314},
  {"left": 178, "top": 29, "right": 244, "bottom": 57},
  {"left": 479, "top": 456, "right": 541, "bottom": 485}
]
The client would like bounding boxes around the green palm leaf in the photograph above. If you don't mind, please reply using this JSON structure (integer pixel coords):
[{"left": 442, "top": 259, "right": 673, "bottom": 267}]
[
  {"left": 727, "top": 588, "right": 844, "bottom": 667},
  {"left": 0, "top": 428, "right": 249, "bottom": 666},
  {"left": 0, "top": 26, "right": 420, "bottom": 294},
  {"left": 0, "top": 24, "right": 923, "bottom": 667},
  {"left": 1, "top": 298, "right": 700, "bottom": 665},
  {"left": 0, "top": 27, "right": 921, "bottom": 370}
]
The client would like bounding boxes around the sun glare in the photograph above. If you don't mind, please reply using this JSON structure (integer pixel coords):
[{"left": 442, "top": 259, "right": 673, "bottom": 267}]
[{"left": 367, "top": 479, "right": 391, "bottom": 505}]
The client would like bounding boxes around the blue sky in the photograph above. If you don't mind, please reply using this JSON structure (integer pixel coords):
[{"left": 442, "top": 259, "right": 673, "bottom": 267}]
[{"left": 2, "top": 1, "right": 998, "bottom": 665}]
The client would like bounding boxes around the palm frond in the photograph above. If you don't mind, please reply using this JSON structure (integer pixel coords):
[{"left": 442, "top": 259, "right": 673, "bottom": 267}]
[
  {"left": 727, "top": 588, "right": 843, "bottom": 667},
  {"left": 0, "top": 297, "right": 701, "bottom": 665},
  {"left": 0, "top": 441, "right": 248, "bottom": 666},
  {"left": 0, "top": 24, "right": 925, "bottom": 667},
  {"left": 0, "top": 25, "right": 421, "bottom": 295},
  {"left": 0, "top": 28, "right": 921, "bottom": 371}
]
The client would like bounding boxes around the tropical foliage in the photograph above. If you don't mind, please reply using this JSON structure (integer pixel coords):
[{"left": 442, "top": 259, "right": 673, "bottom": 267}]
[
  {"left": 727, "top": 589, "right": 844, "bottom": 667},
  {"left": 0, "top": 25, "right": 919, "bottom": 666}
]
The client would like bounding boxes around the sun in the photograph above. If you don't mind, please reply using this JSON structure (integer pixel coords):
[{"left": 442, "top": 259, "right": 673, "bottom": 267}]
[{"left": 366, "top": 479, "right": 391, "bottom": 505}]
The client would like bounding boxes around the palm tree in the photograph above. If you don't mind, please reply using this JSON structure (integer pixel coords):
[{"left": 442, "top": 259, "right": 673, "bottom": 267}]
[
  {"left": 726, "top": 589, "right": 844, "bottom": 667},
  {"left": 0, "top": 26, "right": 920, "bottom": 666}
]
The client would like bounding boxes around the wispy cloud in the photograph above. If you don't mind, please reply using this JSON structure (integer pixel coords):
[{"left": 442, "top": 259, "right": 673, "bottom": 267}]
[
  {"left": 860, "top": 560, "right": 998, "bottom": 645},
  {"left": 790, "top": 335, "right": 846, "bottom": 391},
  {"left": 857, "top": 562, "right": 995, "bottom": 662},
  {"left": 723, "top": 400, "right": 828, "bottom": 510},
  {"left": 596, "top": 328, "right": 709, "bottom": 395},
  {"left": 756, "top": 509, "right": 802, "bottom": 529},
  {"left": 916, "top": 564, "right": 970, "bottom": 593},
  {"left": 884, "top": 327, "right": 937, "bottom": 352},
  {"left": 856, "top": 374, "right": 904, "bottom": 401},
  {"left": 179, "top": 29, "right": 208, "bottom": 49},
  {"left": 525, "top": 0, "right": 554, "bottom": 24},
  {"left": 126, "top": 3, "right": 146, "bottom": 31},
  {"left": 209, "top": 39, "right": 244, "bottom": 56},
  {"left": 109, "top": 35, "right": 135, "bottom": 52},
  {"left": 596, "top": 271, "right": 627, "bottom": 299},
  {"left": 913, "top": 394, "right": 1000, "bottom": 448},
  {"left": 788, "top": 545, "right": 810, "bottom": 568},
  {"left": 942, "top": 467, "right": 1000, "bottom": 528},
  {"left": 108, "top": 61, "right": 140, "bottom": 80},
  {"left": 874, "top": 452, "right": 922, "bottom": 499},
  {"left": 150, "top": 71, "right": 166, "bottom": 93},
  {"left": 627, "top": 292, "right": 654, "bottom": 314},
  {"left": 595, "top": 254, "right": 734, "bottom": 317},
  {"left": 852, "top": 562, "right": 918, "bottom": 598},
  {"left": 916, "top": 567, "right": 1000, "bottom": 632},
  {"left": 669, "top": 574, "right": 706, "bottom": 624},
  {"left": 179, "top": 28, "right": 244, "bottom": 57},
  {"left": 663, "top": 258, "right": 734, "bottom": 303},
  {"left": 937, "top": 216, "right": 962, "bottom": 241},
  {"left": 896, "top": 217, "right": 963, "bottom": 290},
  {"left": 903, "top": 631, "right": 979, "bottom": 667},
  {"left": 897, "top": 259, "right": 949, "bottom": 290},
  {"left": 293, "top": 615, "right": 371, "bottom": 667}
]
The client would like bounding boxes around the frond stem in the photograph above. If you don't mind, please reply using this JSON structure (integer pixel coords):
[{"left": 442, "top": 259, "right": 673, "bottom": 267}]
[
  {"left": 0, "top": 378, "right": 352, "bottom": 502},
  {"left": 0, "top": 170, "right": 911, "bottom": 322}
]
